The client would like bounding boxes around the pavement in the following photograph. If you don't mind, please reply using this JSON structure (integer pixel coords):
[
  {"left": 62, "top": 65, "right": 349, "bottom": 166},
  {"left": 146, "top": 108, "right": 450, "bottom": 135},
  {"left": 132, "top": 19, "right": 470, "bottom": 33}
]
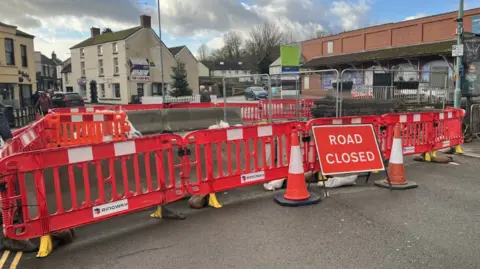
[{"left": 9, "top": 147, "right": 480, "bottom": 269}]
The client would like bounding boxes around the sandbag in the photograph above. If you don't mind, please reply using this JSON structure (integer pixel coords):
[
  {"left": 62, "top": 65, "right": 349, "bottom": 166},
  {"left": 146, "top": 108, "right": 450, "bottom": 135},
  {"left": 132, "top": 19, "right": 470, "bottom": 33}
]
[
  {"left": 317, "top": 175, "right": 358, "bottom": 188},
  {"left": 188, "top": 194, "right": 208, "bottom": 209}
]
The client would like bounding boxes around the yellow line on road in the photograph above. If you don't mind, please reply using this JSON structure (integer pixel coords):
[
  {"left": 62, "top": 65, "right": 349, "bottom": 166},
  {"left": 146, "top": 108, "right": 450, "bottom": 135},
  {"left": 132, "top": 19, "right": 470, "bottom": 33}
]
[
  {"left": 0, "top": 251, "right": 10, "bottom": 268},
  {"left": 9, "top": 252, "right": 22, "bottom": 269}
]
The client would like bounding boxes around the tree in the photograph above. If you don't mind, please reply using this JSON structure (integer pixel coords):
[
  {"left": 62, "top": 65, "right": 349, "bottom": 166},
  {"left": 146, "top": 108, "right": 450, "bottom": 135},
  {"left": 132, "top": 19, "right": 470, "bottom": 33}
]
[
  {"left": 102, "top": 28, "right": 113, "bottom": 34},
  {"left": 197, "top": 44, "right": 210, "bottom": 61},
  {"left": 244, "top": 22, "right": 283, "bottom": 72},
  {"left": 169, "top": 60, "right": 193, "bottom": 97},
  {"left": 223, "top": 31, "right": 243, "bottom": 61}
]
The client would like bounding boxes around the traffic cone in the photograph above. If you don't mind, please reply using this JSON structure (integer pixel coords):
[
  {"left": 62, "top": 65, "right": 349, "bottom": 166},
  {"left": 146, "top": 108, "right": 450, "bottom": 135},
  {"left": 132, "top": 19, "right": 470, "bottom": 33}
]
[
  {"left": 374, "top": 124, "right": 418, "bottom": 190},
  {"left": 274, "top": 130, "right": 321, "bottom": 206}
]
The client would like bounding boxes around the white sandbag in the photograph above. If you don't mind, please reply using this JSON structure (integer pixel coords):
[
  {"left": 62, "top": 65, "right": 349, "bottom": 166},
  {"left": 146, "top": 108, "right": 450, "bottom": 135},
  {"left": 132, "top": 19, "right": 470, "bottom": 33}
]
[
  {"left": 317, "top": 175, "right": 358, "bottom": 188},
  {"left": 263, "top": 178, "right": 285, "bottom": 191}
]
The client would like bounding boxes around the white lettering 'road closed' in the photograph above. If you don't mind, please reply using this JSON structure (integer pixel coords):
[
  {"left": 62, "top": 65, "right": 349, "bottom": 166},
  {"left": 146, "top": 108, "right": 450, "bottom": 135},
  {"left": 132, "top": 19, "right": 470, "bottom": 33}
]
[
  {"left": 328, "top": 134, "right": 363, "bottom": 145},
  {"left": 92, "top": 199, "right": 129, "bottom": 218},
  {"left": 326, "top": 151, "right": 376, "bottom": 164}
]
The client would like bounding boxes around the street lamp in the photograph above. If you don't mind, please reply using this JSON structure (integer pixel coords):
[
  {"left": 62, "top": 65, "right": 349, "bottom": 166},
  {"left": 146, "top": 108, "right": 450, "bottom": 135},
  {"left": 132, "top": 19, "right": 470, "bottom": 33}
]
[
  {"left": 454, "top": 0, "right": 464, "bottom": 108},
  {"left": 157, "top": 0, "right": 166, "bottom": 101}
]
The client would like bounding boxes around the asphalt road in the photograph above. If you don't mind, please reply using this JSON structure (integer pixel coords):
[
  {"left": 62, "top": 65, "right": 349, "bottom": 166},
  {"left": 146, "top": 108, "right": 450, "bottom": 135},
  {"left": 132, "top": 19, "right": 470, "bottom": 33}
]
[{"left": 16, "top": 154, "right": 480, "bottom": 269}]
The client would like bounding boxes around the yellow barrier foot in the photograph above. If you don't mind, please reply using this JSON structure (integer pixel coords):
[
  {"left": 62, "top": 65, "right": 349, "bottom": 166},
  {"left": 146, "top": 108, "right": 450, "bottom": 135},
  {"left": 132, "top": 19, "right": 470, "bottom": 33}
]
[
  {"left": 208, "top": 193, "right": 222, "bottom": 208},
  {"left": 36, "top": 235, "right": 53, "bottom": 258},
  {"left": 424, "top": 152, "right": 432, "bottom": 162},
  {"left": 150, "top": 206, "right": 163, "bottom": 219},
  {"left": 455, "top": 145, "right": 464, "bottom": 154},
  {"left": 432, "top": 151, "right": 437, "bottom": 158},
  {"left": 372, "top": 170, "right": 379, "bottom": 174}
]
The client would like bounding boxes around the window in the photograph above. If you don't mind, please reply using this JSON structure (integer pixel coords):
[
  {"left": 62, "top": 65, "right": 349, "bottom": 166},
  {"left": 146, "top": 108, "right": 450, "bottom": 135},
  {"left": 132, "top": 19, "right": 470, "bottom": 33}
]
[
  {"left": 113, "top": 83, "right": 121, "bottom": 98},
  {"left": 81, "top": 62, "right": 86, "bottom": 76},
  {"left": 42, "top": 65, "right": 47, "bottom": 76},
  {"left": 99, "top": 83, "right": 105, "bottom": 98},
  {"left": 80, "top": 48, "right": 85, "bottom": 57},
  {"left": 66, "top": 87, "right": 73, "bottom": 92},
  {"left": 97, "top": 45, "right": 103, "bottom": 55},
  {"left": 4, "top": 39, "right": 14, "bottom": 65},
  {"left": 113, "top": 42, "right": 118, "bottom": 53},
  {"left": 473, "top": 15, "right": 480, "bottom": 34},
  {"left": 80, "top": 85, "right": 87, "bottom": 97},
  {"left": 327, "top": 41, "right": 334, "bottom": 54},
  {"left": 65, "top": 73, "right": 69, "bottom": 84},
  {"left": 113, "top": 57, "right": 119, "bottom": 74},
  {"left": 20, "top": 45, "right": 27, "bottom": 67},
  {"left": 235, "top": 70, "right": 239, "bottom": 74},
  {"left": 137, "top": 83, "right": 144, "bottom": 96},
  {"left": 98, "top": 59, "right": 104, "bottom": 75}
]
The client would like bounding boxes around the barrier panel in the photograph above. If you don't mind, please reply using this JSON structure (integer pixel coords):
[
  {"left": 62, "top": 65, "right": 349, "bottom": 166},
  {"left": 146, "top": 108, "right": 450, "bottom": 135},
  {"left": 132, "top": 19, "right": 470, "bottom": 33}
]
[
  {"left": 45, "top": 112, "right": 130, "bottom": 147},
  {"left": 470, "top": 104, "right": 480, "bottom": 139},
  {"left": 431, "top": 108, "right": 465, "bottom": 151},
  {"left": 183, "top": 121, "right": 304, "bottom": 194},
  {"left": 0, "top": 133, "right": 186, "bottom": 240}
]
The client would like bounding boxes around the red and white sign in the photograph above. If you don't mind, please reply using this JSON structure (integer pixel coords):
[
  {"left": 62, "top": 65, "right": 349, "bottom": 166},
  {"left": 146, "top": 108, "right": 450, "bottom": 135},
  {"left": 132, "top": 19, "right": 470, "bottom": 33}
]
[{"left": 311, "top": 124, "right": 384, "bottom": 175}]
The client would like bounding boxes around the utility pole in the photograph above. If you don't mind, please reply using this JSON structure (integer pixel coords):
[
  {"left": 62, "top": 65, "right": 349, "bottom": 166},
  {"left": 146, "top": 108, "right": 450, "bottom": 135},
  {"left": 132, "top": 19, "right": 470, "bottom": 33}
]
[
  {"left": 157, "top": 0, "right": 166, "bottom": 101},
  {"left": 454, "top": 0, "right": 464, "bottom": 108}
]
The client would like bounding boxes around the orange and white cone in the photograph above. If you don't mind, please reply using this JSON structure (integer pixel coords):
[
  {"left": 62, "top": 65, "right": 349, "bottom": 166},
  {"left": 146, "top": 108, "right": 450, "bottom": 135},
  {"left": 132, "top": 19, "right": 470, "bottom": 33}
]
[
  {"left": 375, "top": 124, "right": 418, "bottom": 190},
  {"left": 274, "top": 130, "right": 321, "bottom": 206}
]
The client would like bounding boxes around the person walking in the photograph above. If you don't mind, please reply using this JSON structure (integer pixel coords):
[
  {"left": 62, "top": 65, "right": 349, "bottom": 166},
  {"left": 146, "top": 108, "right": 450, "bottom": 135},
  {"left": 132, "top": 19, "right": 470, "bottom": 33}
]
[
  {"left": 35, "top": 92, "right": 52, "bottom": 116},
  {"left": 200, "top": 86, "right": 211, "bottom": 103},
  {"left": 0, "top": 100, "right": 13, "bottom": 148}
]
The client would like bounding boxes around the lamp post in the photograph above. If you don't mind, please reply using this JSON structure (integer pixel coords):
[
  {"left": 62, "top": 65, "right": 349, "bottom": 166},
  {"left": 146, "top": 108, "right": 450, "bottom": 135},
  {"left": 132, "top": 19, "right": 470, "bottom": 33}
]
[
  {"left": 454, "top": 0, "right": 464, "bottom": 108},
  {"left": 157, "top": 0, "right": 166, "bottom": 101}
]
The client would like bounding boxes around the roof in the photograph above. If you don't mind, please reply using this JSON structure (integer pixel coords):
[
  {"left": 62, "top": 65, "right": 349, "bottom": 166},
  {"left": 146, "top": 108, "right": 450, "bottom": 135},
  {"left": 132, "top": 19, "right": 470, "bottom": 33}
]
[
  {"left": 201, "top": 60, "right": 254, "bottom": 71},
  {"left": 52, "top": 58, "right": 63, "bottom": 65},
  {"left": 41, "top": 54, "right": 57, "bottom": 66},
  {"left": 0, "top": 21, "right": 34, "bottom": 38},
  {"left": 61, "top": 63, "right": 72, "bottom": 73},
  {"left": 70, "top": 26, "right": 142, "bottom": 49},
  {"left": 303, "top": 40, "right": 456, "bottom": 68},
  {"left": 168, "top": 46, "right": 185, "bottom": 55}
]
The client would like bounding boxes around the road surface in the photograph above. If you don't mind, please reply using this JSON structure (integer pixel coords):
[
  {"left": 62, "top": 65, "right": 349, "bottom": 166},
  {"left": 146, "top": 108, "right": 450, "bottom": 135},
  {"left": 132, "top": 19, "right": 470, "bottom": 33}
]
[{"left": 12, "top": 150, "right": 480, "bottom": 269}]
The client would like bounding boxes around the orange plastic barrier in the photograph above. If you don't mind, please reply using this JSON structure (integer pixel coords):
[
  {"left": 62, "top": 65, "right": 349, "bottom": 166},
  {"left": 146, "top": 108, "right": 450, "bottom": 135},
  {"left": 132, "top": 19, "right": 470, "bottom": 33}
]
[{"left": 45, "top": 112, "right": 130, "bottom": 147}]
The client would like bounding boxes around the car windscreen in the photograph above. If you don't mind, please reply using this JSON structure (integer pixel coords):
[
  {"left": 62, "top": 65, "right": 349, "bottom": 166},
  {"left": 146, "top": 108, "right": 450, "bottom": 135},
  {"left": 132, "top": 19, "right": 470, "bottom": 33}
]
[
  {"left": 52, "top": 94, "right": 65, "bottom": 99},
  {"left": 251, "top": 87, "right": 265, "bottom": 92},
  {"left": 65, "top": 93, "right": 81, "bottom": 99}
]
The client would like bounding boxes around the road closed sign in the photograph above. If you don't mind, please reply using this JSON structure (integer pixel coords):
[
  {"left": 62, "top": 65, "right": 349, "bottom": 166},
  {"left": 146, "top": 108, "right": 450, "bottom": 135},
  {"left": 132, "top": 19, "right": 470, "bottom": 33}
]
[{"left": 311, "top": 124, "right": 385, "bottom": 175}]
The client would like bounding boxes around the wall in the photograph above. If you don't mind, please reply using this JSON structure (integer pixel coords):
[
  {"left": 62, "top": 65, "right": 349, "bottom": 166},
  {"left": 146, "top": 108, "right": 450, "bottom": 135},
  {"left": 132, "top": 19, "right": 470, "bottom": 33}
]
[
  {"left": 175, "top": 47, "right": 199, "bottom": 94},
  {"left": 126, "top": 28, "right": 176, "bottom": 99},
  {"left": 302, "top": 8, "right": 480, "bottom": 61}
]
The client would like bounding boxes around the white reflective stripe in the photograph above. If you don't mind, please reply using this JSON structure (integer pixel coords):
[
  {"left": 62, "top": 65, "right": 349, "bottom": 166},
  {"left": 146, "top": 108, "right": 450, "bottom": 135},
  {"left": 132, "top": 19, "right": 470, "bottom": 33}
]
[
  {"left": 439, "top": 113, "right": 445, "bottom": 120},
  {"left": 332, "top": 119, "right": 342, "bottom": 124},
  {"left": 71, "top": 115, "right": 83, "bottom": 122},
  {"left": 227, "top": 129, "right": 243, "bottom": 141},
  {"left": 288, "top": 145, "right": 304, "bottom": 174},
  {"left": 68, "top": 146, "right": 93, "bottom": 164},
  {"left": 413, "top": 114, "right": 420, "bottom": 122},
  {"left": 93, "top": 114, "right": 104, "bottom": 122},
  {"left": 86, "top": 107, "right": 94, "bottom": 112},
  {"left": 399, "top": 115, "right": 407, "bottom": 123},
  {"left": 103, "top": 135, "right": 113, "bottom": 142},
  {"left": 389, "top": 138, "right": 403, "bottom": 164},
  {"left": 20, "top": 133, "right": 31, "bottom": 147},
  {"left": 70, "top": 108, "right": 79, "bottom": 113},
  {"left": 114, "top": 141, "right": 136, "bottom": 156},
  {"left": 448, "top": 112, "right": 452, "bottom": 119},
  {"left": 257, "top": 125, "right": 272, "bottom": 137},
  {"left": 351, "top": 118, "right": 361, "bottom": 124}
]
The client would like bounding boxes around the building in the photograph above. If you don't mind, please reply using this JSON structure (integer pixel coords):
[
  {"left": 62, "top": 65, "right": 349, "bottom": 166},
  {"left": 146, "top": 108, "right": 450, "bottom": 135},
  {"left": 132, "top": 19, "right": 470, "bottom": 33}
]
[
  {"left": 69, "top": 15, "right": 199, "bottom": 104},
  {"left": 60, "top": 58, "right": 73, "bottom": 92},
  {"left": 201, "top": 60, "right": 255, "bottom": 82},
  {"left": 301, "top": 8, "right": 480, "bottom": 96},
  {"left": 168, "top": 46, "right": 199, "bottom": 94},
  {"left": 0, "top": 22, "right": 36, "bottom": 108},
  {"left": 51, "top": 52, "right": 64, "bottom": 90},
  {"left": 35, "top": 52, "right": 61, "bottom": 92}
]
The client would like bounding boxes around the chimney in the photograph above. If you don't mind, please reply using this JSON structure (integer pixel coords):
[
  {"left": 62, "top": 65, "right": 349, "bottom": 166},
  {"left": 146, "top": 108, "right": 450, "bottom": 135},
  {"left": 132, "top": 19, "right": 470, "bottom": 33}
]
[
  {"left": 52, "top": 51, "right": 57, "bottom": 60},
  {"left": 140, "top": 15, "right": 151, "bottom": 28},
  {"left": 90, "top": 27, "right": 100, "bottom": 37}
]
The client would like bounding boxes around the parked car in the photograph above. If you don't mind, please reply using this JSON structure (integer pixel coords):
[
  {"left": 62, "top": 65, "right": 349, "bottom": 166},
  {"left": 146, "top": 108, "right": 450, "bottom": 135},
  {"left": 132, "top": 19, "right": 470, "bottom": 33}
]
[
  {"left": 52, "top": 92, "right": 85, "bottom": 108},
  {"left": 245, "top": 86, "right": 268, "bottom": 100}
]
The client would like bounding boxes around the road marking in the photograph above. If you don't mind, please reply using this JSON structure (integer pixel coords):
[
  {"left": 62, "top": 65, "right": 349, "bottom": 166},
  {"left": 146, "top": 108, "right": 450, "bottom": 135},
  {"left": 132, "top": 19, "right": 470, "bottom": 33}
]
[
  {"left": 0, "top": 251, "right": 10, "bottom": 268},
  {"left": 9, "top": 252, "right": 22, "bottom": 269}
]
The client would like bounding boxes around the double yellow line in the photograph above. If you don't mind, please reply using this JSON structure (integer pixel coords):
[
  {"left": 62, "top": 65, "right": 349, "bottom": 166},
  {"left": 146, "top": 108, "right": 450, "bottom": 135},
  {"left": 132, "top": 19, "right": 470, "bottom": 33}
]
[{"left": 0, "top": 251, "right": 22, "bottom": 269}]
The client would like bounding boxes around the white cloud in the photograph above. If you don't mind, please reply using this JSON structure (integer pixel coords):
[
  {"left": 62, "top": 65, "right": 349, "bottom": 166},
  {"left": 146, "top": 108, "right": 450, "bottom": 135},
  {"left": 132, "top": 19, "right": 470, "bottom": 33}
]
[
  {"left": 404, "top": 13, "right": 428, "bottom": 21},
  {"left": 0, "top": 0, "right": 374, "bottom": 58}
]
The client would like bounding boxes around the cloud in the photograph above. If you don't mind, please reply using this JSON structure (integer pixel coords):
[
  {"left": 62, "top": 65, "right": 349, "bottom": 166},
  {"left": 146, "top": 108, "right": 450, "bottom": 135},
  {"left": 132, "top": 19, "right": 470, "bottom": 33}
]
[
  {"left": 404, "top": 13, "right": 428, "bottom": 21},
  {"left": 0, "top": 0, "right": 374, "bottom": 58}
]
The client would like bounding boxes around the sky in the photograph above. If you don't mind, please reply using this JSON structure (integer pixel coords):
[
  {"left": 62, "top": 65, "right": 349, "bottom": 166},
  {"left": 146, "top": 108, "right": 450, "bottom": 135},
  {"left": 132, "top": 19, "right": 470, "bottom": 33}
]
[{"left": 1, "top": 0, "right": 479, "bottom": 61}]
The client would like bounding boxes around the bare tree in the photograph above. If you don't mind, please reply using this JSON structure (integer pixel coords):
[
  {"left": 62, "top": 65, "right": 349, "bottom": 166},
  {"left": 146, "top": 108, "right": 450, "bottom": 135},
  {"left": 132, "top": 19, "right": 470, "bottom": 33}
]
[
  {"left": 102, "top": 28, "right": 113, "bottom": 34},
  {"left": 223, "top": 31, "right": 243, "bottom": 61},
  {"left": 311, "top": 30, "right": 330, "bottom": 39},
  {"left": 197, "top": 44, "right": 210, "bottom": 61},
  {"left": 245, "top": 22, "right": 283, "bottom": 60},
  {"left": 280, "top": 30, "right": 296, "bottom": 45}
]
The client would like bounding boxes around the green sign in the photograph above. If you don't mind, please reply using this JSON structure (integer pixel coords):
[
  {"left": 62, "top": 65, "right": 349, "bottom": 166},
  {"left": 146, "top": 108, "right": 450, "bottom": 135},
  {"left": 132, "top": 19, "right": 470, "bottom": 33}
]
[{"left": 280, "top": 45, "right": 300, "bottom": 67}]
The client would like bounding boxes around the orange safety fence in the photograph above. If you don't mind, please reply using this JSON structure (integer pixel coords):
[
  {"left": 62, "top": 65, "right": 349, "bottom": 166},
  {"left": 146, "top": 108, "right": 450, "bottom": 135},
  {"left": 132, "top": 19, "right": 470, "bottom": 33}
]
[{"left": 0, "top": 108, "right": 464, "bottom": 247}]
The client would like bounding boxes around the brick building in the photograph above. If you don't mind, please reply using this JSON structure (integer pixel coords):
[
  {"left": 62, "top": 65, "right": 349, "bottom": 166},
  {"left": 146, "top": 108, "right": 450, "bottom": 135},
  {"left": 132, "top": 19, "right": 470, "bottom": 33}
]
[{"left": 301, "top": 8, "right": 480, "bottom": 96}]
